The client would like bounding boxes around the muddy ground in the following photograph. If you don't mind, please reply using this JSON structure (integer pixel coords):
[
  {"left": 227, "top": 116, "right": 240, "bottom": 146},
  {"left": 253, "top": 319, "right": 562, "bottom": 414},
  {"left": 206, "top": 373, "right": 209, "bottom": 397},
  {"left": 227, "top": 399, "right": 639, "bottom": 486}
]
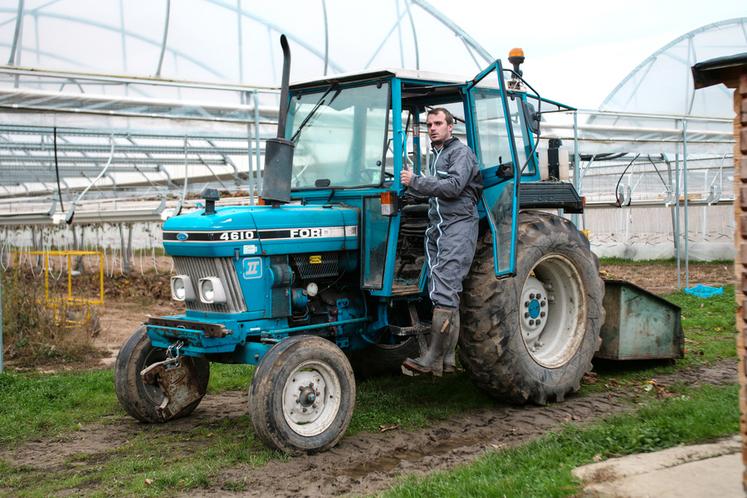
[
  {"left": 0, "top": 360, "right": 737, "bottom": 497},
  {"left": 1, "top": 261, "right": 737, "bottom": 495}
]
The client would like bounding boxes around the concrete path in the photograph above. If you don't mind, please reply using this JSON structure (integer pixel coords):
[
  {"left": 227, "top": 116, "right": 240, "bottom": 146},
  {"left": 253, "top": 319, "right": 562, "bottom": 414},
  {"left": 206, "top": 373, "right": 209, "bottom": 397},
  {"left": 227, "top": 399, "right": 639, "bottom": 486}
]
[{"left": 573, "top": 436, "right": 744, "bottom": 497}]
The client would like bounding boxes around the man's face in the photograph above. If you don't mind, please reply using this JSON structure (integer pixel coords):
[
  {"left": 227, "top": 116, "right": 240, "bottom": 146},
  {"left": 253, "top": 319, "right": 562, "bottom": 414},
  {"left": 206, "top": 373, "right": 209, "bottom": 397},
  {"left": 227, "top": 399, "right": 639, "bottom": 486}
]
[{"left": 426, "top": 111, "right": 453, "bottom": 147}]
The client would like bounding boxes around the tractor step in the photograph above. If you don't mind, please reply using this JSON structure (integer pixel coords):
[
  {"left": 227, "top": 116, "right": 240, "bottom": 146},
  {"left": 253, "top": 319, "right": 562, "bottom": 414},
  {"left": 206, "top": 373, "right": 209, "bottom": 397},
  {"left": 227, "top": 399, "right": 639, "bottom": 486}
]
[
  {"left": 389, "top": 302, "right": 430, "bottom": 337},
  {"left": 389, "top": 321, "right": 431, "bottom": 337}
]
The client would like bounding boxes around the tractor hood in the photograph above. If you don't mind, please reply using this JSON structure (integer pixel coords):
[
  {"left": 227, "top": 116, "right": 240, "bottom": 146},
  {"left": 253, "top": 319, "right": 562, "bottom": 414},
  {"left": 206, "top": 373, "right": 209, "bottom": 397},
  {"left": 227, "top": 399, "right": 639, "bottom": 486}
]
[{"left": 162, "top": 204, "right": 359, "bottom": 257}]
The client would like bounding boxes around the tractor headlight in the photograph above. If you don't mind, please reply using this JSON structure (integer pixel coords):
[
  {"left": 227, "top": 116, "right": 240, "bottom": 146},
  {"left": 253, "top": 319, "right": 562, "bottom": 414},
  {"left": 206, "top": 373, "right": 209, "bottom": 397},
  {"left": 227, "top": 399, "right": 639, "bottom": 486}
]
[
  {"left": 199, "top": 277, "right": 227, "bottom": 304},
  {"left": 170, "top": 275, "right": 195, "bottom": 301}
]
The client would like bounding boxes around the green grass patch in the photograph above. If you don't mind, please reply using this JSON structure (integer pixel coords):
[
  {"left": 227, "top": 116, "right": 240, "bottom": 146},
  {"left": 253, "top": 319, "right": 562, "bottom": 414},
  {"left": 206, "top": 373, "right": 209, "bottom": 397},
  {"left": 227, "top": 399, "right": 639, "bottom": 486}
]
[
  {"left": 667, "top": 284, "right": 736, "bottom": 364},
  {"left": 350, "top": 373, "right": 493, "bottom": 434},
  {"left": 0, "top": 362, "right": 253, "bottom": 448},
  {"left": 0, "top": 369, "right": 117, "bottom": 448},
  {"left": 0, "top": 420, "right": 279, "bottom": 497},
  {"left": 382, "top": 382, "right": 739, "bottom": 498}
]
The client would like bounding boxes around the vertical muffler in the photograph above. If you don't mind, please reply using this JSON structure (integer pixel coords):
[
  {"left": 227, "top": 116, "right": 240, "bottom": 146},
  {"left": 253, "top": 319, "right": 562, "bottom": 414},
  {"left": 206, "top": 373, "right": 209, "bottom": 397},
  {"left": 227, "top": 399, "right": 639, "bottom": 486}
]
[{"left": 262, "top": 34, "right": 295, "bottom": 204}]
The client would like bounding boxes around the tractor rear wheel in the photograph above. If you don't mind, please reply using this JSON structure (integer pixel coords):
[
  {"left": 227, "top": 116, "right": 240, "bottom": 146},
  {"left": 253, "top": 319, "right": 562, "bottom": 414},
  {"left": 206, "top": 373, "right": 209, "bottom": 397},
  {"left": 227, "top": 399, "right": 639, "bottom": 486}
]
[
  {"left": 459, "top": 210, "right": 604, "bottom": 404},
  {"left": 249, "top": 335, "right": 356, "bottom": 454},
  {"left": 115, "top": 326, "right": 210, "bottom": 422}
]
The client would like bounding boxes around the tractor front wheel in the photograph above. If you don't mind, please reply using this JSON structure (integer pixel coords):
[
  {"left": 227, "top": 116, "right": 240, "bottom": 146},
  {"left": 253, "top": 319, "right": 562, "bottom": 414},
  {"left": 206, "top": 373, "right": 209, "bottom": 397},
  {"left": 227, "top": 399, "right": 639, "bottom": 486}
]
[
  {"left": 460, "top": 210, "right": 604, "bottom": 404},
  {"left": 249, "top": 335, "right": 355, "bottom": 454},
  {"left": 115, "top": 326, "right": 210, "bottom": 423}
]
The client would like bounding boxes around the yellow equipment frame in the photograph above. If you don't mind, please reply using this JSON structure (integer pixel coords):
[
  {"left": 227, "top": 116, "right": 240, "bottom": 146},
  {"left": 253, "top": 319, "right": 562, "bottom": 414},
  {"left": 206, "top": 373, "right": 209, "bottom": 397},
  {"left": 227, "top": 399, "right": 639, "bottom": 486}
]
[{"left": 27, "top": 250, "right": 105, "bottom": 306}]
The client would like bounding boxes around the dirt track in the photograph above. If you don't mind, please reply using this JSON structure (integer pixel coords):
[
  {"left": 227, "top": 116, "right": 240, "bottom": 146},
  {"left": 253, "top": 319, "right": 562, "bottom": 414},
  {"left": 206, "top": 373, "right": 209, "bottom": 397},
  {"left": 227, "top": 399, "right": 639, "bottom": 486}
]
[
  {"left": 1, "top": 360, "right": 736, "bottom": 497},
  {"left": 89, "top": 262, "right": 735, "bottom": 369}
]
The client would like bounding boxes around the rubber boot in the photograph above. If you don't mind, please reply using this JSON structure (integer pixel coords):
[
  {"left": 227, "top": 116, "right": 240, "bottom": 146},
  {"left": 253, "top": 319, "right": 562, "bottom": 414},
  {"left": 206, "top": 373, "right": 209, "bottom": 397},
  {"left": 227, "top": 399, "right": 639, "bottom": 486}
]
[
  {"left": 402, "top": 306, "right": 453, "bottom": 377},
  {"left": 443, "top": 310, "right": 462, "bottom": 374}
]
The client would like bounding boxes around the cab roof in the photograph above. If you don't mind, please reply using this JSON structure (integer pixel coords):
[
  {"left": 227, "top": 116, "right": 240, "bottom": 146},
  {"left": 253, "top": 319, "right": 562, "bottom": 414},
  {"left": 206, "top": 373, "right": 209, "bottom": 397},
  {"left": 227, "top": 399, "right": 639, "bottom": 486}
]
[{"left": 289, "top": 68, "right": 467, "bottom": 91}]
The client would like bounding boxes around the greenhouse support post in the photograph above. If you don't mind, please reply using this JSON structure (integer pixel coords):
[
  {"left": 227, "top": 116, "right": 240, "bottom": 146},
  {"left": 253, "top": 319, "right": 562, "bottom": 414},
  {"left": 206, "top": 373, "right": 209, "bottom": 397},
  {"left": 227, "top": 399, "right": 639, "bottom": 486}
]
[
  {"left": 572, "top": 110, "right": 580, "bottom": 227},
  {"left": 0, "top": 272, "right": 4, "bottom": 373}
]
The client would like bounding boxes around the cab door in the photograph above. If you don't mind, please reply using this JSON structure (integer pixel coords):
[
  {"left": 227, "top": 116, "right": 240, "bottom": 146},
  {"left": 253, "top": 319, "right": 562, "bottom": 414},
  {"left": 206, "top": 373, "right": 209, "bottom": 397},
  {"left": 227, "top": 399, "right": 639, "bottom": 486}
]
[{"left": 463, "top": 61, "right": 519, "bottom": 277}]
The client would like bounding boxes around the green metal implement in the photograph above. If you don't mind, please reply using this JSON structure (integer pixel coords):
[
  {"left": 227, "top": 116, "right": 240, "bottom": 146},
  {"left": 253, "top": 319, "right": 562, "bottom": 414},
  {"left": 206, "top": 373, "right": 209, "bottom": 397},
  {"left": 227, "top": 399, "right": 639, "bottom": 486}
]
[{"left": 597, "top": 280, "right": 684, "bottom": 361}]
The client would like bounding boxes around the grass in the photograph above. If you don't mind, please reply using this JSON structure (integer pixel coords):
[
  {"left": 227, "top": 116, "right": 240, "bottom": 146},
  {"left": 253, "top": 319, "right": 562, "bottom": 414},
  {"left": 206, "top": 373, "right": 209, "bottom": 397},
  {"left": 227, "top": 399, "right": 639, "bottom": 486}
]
[
  {"left": 0, "top": 264, "right": 738, "bottom": 496},
  {"left": 381, "top": 382, "right": 739, "bottom": 498},
  {"left": 0, "top": 363, "right": 253, "bottom": 448}
]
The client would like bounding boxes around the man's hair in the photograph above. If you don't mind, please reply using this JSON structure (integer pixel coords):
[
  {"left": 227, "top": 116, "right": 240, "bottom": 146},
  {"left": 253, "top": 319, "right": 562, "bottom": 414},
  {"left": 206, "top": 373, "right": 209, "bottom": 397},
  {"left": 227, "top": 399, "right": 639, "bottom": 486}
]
[{"left": 427, "top": 107, "right": 454, "bottom": 126}]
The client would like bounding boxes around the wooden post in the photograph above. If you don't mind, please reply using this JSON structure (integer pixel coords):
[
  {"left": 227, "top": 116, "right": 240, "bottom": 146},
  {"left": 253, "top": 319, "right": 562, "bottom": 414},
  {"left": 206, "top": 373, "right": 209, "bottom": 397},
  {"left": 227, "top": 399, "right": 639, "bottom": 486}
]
[
  {"left": 692, "top": 55, "right": 747, "bottom": 491},
  {"left": 738, "top": 73, "right": 747, "bottom": 491}
]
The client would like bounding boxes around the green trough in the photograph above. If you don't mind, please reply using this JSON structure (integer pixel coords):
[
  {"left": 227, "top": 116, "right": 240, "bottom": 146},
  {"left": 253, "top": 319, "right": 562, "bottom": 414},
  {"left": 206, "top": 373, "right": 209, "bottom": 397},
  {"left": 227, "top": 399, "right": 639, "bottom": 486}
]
[{"left": 597, "top": 279, "right": 685, "bottom": 361}]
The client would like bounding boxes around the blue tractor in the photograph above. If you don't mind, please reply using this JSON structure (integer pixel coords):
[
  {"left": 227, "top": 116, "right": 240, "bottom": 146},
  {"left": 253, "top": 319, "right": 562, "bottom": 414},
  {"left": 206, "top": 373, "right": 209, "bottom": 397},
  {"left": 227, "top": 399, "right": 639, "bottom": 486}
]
[{"left": 115, "top": 38, "right": 604, "bottom": 454}]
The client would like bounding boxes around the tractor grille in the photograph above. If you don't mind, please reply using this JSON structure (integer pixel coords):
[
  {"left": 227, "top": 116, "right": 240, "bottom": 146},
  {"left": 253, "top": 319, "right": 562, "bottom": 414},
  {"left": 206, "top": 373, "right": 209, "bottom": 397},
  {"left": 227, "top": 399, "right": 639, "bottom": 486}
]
[
  {"left": 172, "top": 256, "right": 247, "bottom": 313},
  {"left": 292, "top": 252, "right": 340, "bottom": 280}
]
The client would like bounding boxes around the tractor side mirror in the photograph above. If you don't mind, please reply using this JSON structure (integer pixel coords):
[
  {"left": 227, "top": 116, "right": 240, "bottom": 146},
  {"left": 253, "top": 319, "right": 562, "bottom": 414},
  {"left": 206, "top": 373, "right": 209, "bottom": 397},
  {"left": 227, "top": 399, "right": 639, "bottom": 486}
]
[{"left": 522, "top": 101, "right": 540, "bottom": 135}]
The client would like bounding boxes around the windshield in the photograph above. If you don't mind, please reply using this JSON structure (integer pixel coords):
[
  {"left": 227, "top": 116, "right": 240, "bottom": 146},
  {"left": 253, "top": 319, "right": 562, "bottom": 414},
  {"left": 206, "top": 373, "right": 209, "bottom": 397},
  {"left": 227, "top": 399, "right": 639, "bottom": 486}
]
[{"left": 288, "top": 82, "right": 389, "bottom": 189}]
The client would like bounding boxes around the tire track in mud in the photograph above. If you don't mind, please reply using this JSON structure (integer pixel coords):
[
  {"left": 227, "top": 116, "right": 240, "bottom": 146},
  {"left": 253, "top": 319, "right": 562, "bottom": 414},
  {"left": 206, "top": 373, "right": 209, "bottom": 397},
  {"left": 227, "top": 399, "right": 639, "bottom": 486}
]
[
  {"left": 0, "top": 361, "right": 736, "bottom": 496},
  {"left": 0, "top": 391, "right": 248, "bottom": 470},
  {"left": 207, "top": 360, "right": 737, "bottom": 497}
]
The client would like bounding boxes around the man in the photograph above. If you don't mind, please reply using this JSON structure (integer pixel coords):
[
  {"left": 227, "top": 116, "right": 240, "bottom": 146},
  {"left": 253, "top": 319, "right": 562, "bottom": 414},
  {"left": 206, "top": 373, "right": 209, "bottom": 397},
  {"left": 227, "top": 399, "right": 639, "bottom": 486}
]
[{"left": 400, "top": 107, "right": 482, "bottom": 376}]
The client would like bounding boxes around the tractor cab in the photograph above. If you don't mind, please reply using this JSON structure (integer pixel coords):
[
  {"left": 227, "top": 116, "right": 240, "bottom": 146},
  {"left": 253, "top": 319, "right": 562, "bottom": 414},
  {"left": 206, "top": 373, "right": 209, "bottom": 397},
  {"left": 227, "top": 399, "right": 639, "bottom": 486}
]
[{"left": 273, "top": 61, "right": 569, "bottom": 298}]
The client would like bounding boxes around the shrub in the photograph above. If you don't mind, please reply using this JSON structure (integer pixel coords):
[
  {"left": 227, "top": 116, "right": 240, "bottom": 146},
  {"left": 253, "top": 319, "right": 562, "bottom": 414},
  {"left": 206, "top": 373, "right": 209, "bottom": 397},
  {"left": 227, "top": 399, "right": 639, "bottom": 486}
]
[{"left": 1, "top": 268, "right": 101, "bottom": 367}]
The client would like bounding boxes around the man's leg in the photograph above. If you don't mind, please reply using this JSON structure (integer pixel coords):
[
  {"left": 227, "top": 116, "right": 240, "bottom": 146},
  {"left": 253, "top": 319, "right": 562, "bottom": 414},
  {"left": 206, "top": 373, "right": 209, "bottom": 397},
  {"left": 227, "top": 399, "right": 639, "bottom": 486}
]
[
  {"left": 402, "top": 229, "right": 451, "bottom": 376},
  {"left": 427, "top": 218, "right": 478, "bottom": 374}
]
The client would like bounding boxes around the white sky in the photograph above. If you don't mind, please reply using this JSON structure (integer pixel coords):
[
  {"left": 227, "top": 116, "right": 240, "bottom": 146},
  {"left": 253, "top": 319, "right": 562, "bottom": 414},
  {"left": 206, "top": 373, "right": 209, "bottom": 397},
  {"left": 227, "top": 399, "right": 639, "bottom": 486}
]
[
  {"left": 0, "top": 0, "right": 744, "bottom": 111},
  {"left": 426, "top": 0, "right": 746, "bottom": 109}
]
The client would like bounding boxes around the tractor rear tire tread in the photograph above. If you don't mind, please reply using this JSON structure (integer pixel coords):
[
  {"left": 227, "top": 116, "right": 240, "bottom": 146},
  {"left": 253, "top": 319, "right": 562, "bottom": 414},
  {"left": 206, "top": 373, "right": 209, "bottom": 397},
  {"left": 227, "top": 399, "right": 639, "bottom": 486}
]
[{"left": 459, "top": 210, "right": 604, "bottom": 405}]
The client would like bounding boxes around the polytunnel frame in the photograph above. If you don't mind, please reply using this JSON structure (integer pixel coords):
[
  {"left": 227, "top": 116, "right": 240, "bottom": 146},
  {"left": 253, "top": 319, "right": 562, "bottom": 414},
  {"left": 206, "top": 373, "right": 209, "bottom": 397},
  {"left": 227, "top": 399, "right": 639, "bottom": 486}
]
[
  {"left": 564, "top": 108, "right": 735, "bottom": 289},
  {"left": 600, "top": 17, "right": 747, "bottom": 116},
  {"left": 2, "top": 0, "right": 494, "bottom": 85}
]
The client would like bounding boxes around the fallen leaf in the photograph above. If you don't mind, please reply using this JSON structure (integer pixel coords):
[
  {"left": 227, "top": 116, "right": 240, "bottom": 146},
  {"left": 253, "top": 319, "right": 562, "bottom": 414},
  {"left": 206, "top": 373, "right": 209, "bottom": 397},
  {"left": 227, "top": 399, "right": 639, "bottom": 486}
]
[
  {"left": 379, "top": 424, "right": 400, "bottom": 433},
  {"left": 144, "top": 478, "right": 154, "bottom": 486},
  {"left": 592, "top": 453, "right": 603, "bottom": 462},
  {"left": 582, "top": 372, "right": 599, "bottom": 384}
]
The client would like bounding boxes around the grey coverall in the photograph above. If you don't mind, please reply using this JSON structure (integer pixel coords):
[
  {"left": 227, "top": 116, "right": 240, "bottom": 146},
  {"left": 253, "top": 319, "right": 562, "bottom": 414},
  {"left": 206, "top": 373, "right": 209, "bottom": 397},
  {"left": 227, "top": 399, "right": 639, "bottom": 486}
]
[{"left": 408, "top": 137, "right": 483, "bottom": 309}]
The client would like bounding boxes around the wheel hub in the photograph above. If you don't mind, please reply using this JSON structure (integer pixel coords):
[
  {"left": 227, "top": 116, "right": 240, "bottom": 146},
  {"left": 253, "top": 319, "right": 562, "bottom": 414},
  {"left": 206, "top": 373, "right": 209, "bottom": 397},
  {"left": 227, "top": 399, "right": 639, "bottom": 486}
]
[
  {"left": 282, "top": 360, "right": 342, "bottom": 437},
  {"left": 519, "top": 255, "right": 586, "bottom": 368},
  {"left": 298, "top": 384, "right": 319, "bottom": 407},
  {"left": 521, "top": 277, "right": 548, "bottom": 345}
]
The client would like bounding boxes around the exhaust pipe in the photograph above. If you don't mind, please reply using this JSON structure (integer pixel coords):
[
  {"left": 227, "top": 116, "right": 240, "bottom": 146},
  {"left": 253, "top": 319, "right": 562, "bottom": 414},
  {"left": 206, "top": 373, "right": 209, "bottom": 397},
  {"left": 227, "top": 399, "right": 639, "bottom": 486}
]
[
  {"left": 261, "top": 34, "right": 295, "bottom": 205},
  {"left": 276, "top": 34, "right": 291, "bottom": 140}
]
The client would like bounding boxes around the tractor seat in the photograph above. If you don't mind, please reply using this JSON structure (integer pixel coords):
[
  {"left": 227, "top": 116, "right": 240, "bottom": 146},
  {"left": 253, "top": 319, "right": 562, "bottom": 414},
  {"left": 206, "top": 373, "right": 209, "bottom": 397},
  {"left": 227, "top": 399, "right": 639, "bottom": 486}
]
[
  {"left": 400, "top": 203, "right": 428, "bottom": 237},
  {"left": 401, "top": 203, "right": 429, "bottom": 218}
]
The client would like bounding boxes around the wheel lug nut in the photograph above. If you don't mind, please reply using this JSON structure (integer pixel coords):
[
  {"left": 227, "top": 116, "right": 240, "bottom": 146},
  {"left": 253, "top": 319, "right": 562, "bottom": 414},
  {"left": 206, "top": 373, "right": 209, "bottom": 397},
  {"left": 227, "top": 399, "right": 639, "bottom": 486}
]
[
  {"left": 536, "top": 319, "right": 541, "bottom": 325},
  {"left": 540, "top": 311, "right": 546, "bottom": 317},
  {"left": 524, "top": 312, "right": 529, "bottom": 318},
  {"left": 529, "top": 319, "right": 534, "bottom": 326},
  {"left": 529, "top": 293, "right": 535, "bottom": 299},
  {"left": 524, "top": 301, "right": 529, "bottom": 307}
]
